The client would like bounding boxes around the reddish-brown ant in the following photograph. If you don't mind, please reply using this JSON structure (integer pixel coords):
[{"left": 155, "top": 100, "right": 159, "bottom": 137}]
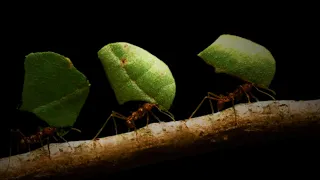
[
  {"left": 13, "top": 127, "right": 64, "bottom": 156},
  {"left": 4, "top": 127, "right": 79, "bottom": 175},
  {"left": 93, "top": 103, "right": 175, "bottom": 140},
  {"left": 189, "top": 82, "right": 276, "bottom": 123},
  {"left": 11, "top": 127, "right": 79, "bottom": 157},
  {"left": 20, "top": 127, "right": 56, "bottom": 144}
]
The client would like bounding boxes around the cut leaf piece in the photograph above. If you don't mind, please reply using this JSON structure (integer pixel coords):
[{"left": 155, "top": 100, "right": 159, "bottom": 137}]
[
  {"left": 20, "top": 52, "right": 90, "bottom": 132},
  {"left": 98, "top": 42, "right": 176, "bottom": 110},
  {"left": 198, "top": 34, "right": 276, "bottom": 89}
]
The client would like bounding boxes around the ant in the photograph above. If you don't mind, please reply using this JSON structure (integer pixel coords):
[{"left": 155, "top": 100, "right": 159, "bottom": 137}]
[
  {"left": 4, "top": 127, "right": 79, "bottom": 175},
  {"left": 10, "top": 126, "right": 79, "bottom": 157},
  {"left": 189, "top": 82, "right": 276, "bottom": 123},
  {"left": 93, "top": 102, "right": 175, "bottom": 140}
]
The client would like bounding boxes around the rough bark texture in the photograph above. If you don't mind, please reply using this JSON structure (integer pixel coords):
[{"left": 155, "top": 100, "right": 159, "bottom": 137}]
[{"left": 0, "top": 100, "right": 319, "bottom": 180}]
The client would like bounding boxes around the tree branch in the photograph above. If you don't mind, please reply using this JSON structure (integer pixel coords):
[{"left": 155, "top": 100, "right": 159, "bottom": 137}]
[{"left": 1, "top": 100, "right": 320, "bottom": 180}]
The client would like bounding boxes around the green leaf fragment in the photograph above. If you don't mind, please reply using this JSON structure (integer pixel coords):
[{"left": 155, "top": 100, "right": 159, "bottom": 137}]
[
  {"left": 98, "top": 42, "right": 176, "bottom": 110},
  {"left": 20, "top": 52, "right": 90, "bottom": 130},
  {"left": 198, "top": 34, "right": 276, "bottom": 88}
]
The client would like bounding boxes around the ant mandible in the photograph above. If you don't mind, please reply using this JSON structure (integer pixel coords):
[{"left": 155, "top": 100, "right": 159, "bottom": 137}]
[
  {"left": 189, "top": 82, "right": 276, "bottom": 123},
  {"left": 93, "top": 103, "right": 175, "bottom": 140}
]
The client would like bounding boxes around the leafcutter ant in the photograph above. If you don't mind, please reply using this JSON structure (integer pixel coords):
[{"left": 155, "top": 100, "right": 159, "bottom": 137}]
[
  {"left": 11, "top": 127, "right": 80, "bottom": 157},
  {"left": 4, "top": 127, "right": 80, "bottom": 174},
  {"left": 189, "top": 82, "right": 276, "bottom": 124},
  {"left": 93, "top": 102, "right": 175, "bottom": 140}
]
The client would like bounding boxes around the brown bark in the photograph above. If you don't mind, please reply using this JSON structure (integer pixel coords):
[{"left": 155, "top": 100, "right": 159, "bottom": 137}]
[{"left": 0, "top": 100, "right": 319, "bottom": 180}]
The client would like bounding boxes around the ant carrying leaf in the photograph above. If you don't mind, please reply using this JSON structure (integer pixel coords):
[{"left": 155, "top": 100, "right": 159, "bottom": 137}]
[
  {"left": 10, "top": 127, "right": 80, "bottom": 158},
  {"left": 189, "top": 82, "right": 276, "bottom": 124},
  {"left": 191, "top": 34, "right": 277, "bottom": 123},
  {"left": 96, "top": 42, "right": 177, "bottom": 139},
  {"left": 93, "top": 103, "right": 175, "bottom": 140},
  {"left": 4, "top": 126, "right": 81, "bottom": 176}
]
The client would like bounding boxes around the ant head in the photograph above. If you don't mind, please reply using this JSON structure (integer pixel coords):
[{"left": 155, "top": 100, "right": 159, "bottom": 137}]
[
  {"left": 43, "top": 127, "right": 57, "bottom": 135},
  {"left": 144, "top": 103, "right": 155, "bottom": 111},
  {"left": 242, "top": 83, "right": 253, "bottom": 90}
]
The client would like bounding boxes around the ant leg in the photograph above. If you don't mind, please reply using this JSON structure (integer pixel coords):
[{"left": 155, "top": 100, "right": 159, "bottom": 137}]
[
  {"left": 147, "top": 112, "right": 150, "bottom": 126},
  {"left": 52, "top": 136, "right": 58, "bottom": 141},
  {"left": 56, "top": 135, "right": 73, "bottom": 150},
  {"left": 149, "top": 111, "right": 162, "bottom": 123},
  {"left": 93, "top": 112, "right": 116, "bottom": 140},
  {"left": 112, "top": 116, "right": 118, "bottom": 135},
  {"left": 262, "top": 87, "right": 277, "bottom": 95},
  {"left": 208, "top": 92, "right": 227, "bottom": 113},
  {"left": 4, "top": 129, "right": 14, "bottom": 175},
  {"left": 189, "top": 96, "right": 220, "bottom": 119},
  {"left": 15, "top": 129, "right": 31, "bottom": 152},
  {"left": 253, "top": 85, "right": 276, "bottom": 100},
  {"left": 112, "top": 112, "right": 130, "bottom": 134},
  {"left": 207, "top": 92, "right": 221, "bottom": 114},
  {"left": 40, "top": 137, "right": 45, "bottom": 151},
  {"left": 130, "top": 121, "right": 138, "bottom": 138},
  {"left": 231, "top": 98, "right": 237, "bottom": 126},
  {"left": 248, "top": 92, "right": 259, "bottom": 102},
  {"left": 244, "top": 91, "right": 251, "bottom": 103},
  {"left": 111, "top": 111, "right": 128, "bottom": 134},
  {"left": 207, "top": 92, "right": 223, "bottom": 99},
  {"left": 39, "top": 136, "right": 50, "bottom": 158},
  {"left": 112, "top": 111, "right": 128, "bottom": 119},
  {"left": 93, "top": 111, "right": 127, "bottom": 140},
  {"left": 46, "top": 137, "right": 51, "bottom": 159},
  {"left": 239, "top": 85, "right": 251, "bottom": 103}
]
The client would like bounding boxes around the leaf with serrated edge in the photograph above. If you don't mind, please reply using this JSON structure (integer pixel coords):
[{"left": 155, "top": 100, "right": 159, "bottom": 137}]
[
  {"left": 98, "top": 42, "right": 175, "bottom": 110},
  {"left": 20, "top": 52, "right": 90, "bottom": 133},
  {"left": 198, "top": 34, "right": 276, "bottom": 89}
]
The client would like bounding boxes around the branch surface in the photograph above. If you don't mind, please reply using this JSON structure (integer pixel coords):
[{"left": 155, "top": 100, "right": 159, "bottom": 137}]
[{"left": 0, "top": 100, "right": 319, "bottom": 180}]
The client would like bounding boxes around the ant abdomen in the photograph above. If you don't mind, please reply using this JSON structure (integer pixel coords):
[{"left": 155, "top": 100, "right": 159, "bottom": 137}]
[{"left": 217, "top": 100, "right": 225, "bottom": 111}]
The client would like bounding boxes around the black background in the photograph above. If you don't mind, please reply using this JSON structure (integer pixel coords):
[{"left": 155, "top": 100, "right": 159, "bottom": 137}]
[{"left": 1, "top": 10, "right": 320, "bottom": 178}]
